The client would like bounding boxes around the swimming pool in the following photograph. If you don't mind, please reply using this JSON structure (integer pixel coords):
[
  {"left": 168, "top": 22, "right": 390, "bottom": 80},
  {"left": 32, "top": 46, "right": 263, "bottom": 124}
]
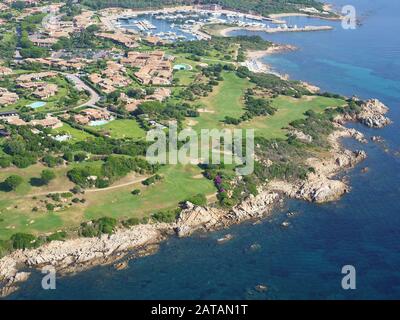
[
  {"left": 28, "top": 101, "right": 46, "bottom": 109},
  {"left": 89, "top": 119, "right": 112, "bottom": 126},
  {"left": 173, "top": 64, "right": 192, "bottom": 71}
]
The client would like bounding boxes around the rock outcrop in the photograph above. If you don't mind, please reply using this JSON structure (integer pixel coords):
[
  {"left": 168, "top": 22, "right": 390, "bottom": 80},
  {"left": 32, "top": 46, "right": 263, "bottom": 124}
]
[
  {"left": 175, "top": 202, "right": 225, "bottom": 237},
  {"left": 175, "top": 191, "right": 279, "bottom": 237},
  {"left": 269, "top": 127, "right": 367, "bottom": 203},
  {"left": 0, "top": 123, "right": 380, "bottom": 297},
  {"left": 0, "top": 224, "right": 163, "bottom": 297},
  {"left": 357, "top": 99, "right": 391, "bottom": 128}
]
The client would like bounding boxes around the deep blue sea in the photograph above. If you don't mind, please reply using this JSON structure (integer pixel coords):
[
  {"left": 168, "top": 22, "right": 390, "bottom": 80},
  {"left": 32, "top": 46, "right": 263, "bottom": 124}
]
[{"left": 8, "top": 0, "right": 400, "bottom": 299}]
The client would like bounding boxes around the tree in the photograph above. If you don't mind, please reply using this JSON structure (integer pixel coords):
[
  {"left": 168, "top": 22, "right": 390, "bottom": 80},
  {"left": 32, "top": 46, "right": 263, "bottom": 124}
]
[
  {"left": 4, "top": 175, "right": 23, "bottom": 191},
  {"left": 41, "top": 170, "right": 56, "bottom": 185},
  {"left": 10, "top": 233, "right": 37, "bottom": 249}
]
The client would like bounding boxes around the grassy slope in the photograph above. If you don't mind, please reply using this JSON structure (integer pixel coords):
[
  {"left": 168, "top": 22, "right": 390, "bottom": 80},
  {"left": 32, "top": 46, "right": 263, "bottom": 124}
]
[
  {"left": 52, "top": 122, "right": 95, "bottom": 142},
  {"left": 84, "top": 164, "right": 215, "bottom": 220},
  {"left": 192, "top": 72, "right": 253, "bottom": 131},
  {"left": 0, "top": 163, "right": 215, "bottom": 239},
  {"left": 87, "top": 119, "right": 146, "bottom": 139},
  {"left": 240, "top": 95, "right": 346, "bottom": 139},
  {"left": 0, "top": 62, "right": 345, "bottom": 240},
  {"left": 191, "top": 73, "right": 345, "bottom": 138}
]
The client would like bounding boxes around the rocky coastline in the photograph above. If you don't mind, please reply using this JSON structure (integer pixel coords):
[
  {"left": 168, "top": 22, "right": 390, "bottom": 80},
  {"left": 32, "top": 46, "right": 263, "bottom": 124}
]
[{"left": 0, "top": 96, "right": 391, "bottom": 297}]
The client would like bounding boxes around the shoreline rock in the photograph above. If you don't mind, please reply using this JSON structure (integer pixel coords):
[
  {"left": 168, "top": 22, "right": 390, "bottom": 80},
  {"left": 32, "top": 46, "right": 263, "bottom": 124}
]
[
  {"left": 335, "top": 99, "right": 392, "bottom": 129},
  {"left": 358, "top": 99, "right": 392, "bottom": 128},
  {"left": 0, "top": 120, "right": 385, "bottom": 298}
]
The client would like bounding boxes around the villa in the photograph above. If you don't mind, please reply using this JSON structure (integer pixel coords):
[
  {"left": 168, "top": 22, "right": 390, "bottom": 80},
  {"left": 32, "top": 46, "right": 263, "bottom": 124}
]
[
  {"left": 74, "top": 108, "right": 112, "bottom": 125},
  {"left": 18, "top": 82, "right": 58, "bottom": 99},
  {"left": 33, "top": 83, "right": 58, "bottom": 99},
  {"left": 0, "top": 3, "right": 8, "bottom": 11},
  {"left": 121, "top": 87, "right": 171, "bottom": 112},
  {"left": 17, "top": 72, "right": 57, "bottom": 83},
  {"left": 29, "top": 36, "right": 58, "bottom": 48},
  {"left": 0, "top": 66, "right": 12, "bottom": 76},
  {"left": 6, "top": 117, "right": 26, "bottom": 126},
  {"left": 121, "top": 51, "right": 174, "bottom": 85},
  {"left": 147, "top": 88, "right": 171, "bottom": 101},
  {"left": 89, "top": 61, "right": 131, "bottom": 93},
  {"left": 39, "top": 9, "right": 96, "bottom": 41},
  {"left": 31, "top": 116, "right": 63, "bottom": 129},
  {"left": 7, "top": 114, "right": 62, "bottom": 129},
  {"left": 25, "top": 58, "right": 90, "bottom": 71},
  {"left": 73, "top": 11, "right": 96, "bottom": 29},
  {"left": 144, "top": 36, "right": 167, "bottom": 46},
  {"left": 0, "top": 88, "right": 19, "bottom": 106},
  {"left": 97, "top": 32, "right": 140, "bottom": 48}
]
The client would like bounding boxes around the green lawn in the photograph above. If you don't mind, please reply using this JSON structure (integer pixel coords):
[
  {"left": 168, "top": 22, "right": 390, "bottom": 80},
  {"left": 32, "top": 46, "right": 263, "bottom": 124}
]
[
  {"left": 191, "top": 74, "right": 345, "bottom": 139},
  {"left": 192, "top": 72, "right": 252, "bottom": 131},
  {"left": 239, "top": 95, "right": 346, "bottom": 139},
  {"left": 84, "top": 164, "right": 215, "bottom": 221},
  {"left": 52, "top": 122, "right": 95, "bottom": 142},
  {"left": 87, "top": 119, "right": 146, "bottom": 139},
  {"left": 1, "top": 76, "right": 75, "bottom": 113}
]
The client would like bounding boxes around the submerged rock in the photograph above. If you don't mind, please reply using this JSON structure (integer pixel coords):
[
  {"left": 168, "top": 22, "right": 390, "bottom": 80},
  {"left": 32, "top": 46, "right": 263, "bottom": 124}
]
[
  {"left": 255, "top": 284, "right": 268, "bottom": 293},
  {"left": 217, "top": 234, "right": 233, "bottom": 243},
  {"left": 281, "top": 221, "right": 290, "bottom": 228}
]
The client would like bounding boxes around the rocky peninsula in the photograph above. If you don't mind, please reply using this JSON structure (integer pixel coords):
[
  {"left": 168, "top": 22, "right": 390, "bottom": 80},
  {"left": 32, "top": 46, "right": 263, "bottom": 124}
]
[{"left": 0, "top": 98, "right": 391, "bottom": 297}]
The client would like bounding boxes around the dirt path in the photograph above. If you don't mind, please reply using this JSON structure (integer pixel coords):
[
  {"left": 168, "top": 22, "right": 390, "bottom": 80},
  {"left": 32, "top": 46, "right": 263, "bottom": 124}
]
[{"left": 14, "top": 176, "right": 148, "bottom": 200}]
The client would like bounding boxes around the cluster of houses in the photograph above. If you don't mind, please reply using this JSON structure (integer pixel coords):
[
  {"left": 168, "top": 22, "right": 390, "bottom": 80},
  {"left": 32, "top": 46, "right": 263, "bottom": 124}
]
[
  {"left": 73, "top": 108, "right": 112, "bottom": 126},
  {"left": 24, "top": 57, "right": 90, "bottom": 71},
  {"left": 121, "top": 51, "right": 174, "bottom": 85},
  {"left": 120, "top": 87, "right": 171, "bottom": 112},
  {"left": 16, "top": 71, "right": 58, "bottom": 99},
  {"left": 96, "top": 31, "right": 140, "bottom": 49},
  {"left": 0, "top": 88, "right": 19, "bottom": 106},
  {"left": 31, "top": 9, "right": 96, "bottom": 47},
  {"left": 89, "top": 60, "right": 132, "bottom": 94},
  {"left": 0, "top": 3, "right": 9, "bottom": 12},
  {"left": 0, "top": 110, "right": 63, "bottom": 129},
  {"left": 0, "top": 66, "right": 13, "bottom": 76}
]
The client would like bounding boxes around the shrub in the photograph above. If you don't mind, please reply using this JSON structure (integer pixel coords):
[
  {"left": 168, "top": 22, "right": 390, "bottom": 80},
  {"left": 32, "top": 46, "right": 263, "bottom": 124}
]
[
  {"left": 151, "top": 209, "right": 180, "bottom": 223},
  {"left": 185, "top": 193, "right": 207, "bottom": 206},
  {"left": 122, "top": 217, "right": 140, "bottom": 227},
  {"left": 0, "top": 156, "right": 12, "bottom": 168},
  {"left": 79, "top": 217, "right": 117, "bottom": 237},
  {"left": 47, "top": 231, "right": 67, "bottom": 242},
  {"left": 131, "top": 189, "right": 141, "bottom": 195},
  {"left": 97, "top": 217, "right": 117, "bottom": 235},
  {"left": 142, "top": 174, "right": 163, "bottom": 186},
  {"left": 10, "top": 233, "right": 37, "bottom": 249},
  {"left": 3, "top": 175, "right": 23, "bottom": 191},
  {"left": 46, "top": 203, "right": 55, "bottom": 211},
  {"left": 40, "top": 169, "right": 56, "bottom": 185}
]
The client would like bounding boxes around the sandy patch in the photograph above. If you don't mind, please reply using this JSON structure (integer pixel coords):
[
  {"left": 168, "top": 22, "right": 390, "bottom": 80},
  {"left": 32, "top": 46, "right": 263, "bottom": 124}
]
[
  {"left": 198, "top": 108, "right": 215, "bottom": 114},
  {"left": 186, "top": 119, "right": 198, "bottom": 126}
]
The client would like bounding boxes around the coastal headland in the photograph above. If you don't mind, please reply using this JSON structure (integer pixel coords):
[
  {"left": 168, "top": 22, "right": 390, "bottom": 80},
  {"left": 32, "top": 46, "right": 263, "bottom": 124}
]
[
  {"left": 0, "top": 98, "right": 391, "bottom": 297},
  {"left": 0, "top": 1, "right": 393, "bottom": 298}
]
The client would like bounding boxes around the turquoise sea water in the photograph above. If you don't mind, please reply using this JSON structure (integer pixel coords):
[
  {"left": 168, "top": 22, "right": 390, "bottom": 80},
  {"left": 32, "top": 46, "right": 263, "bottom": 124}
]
[{"left": 7, "top": 0, "right": 400, "bottom": 299}]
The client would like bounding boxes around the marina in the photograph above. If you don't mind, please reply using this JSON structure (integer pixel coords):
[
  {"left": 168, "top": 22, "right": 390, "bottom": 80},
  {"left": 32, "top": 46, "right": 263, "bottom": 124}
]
[{"left": 111, "top": 7, "right": 333, "bottom": 42}]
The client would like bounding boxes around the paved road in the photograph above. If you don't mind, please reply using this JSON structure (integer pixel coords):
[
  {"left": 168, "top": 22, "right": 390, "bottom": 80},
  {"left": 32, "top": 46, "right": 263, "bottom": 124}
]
[{"left": 64, "top": 74, "right": 101, "bottom": 108}]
